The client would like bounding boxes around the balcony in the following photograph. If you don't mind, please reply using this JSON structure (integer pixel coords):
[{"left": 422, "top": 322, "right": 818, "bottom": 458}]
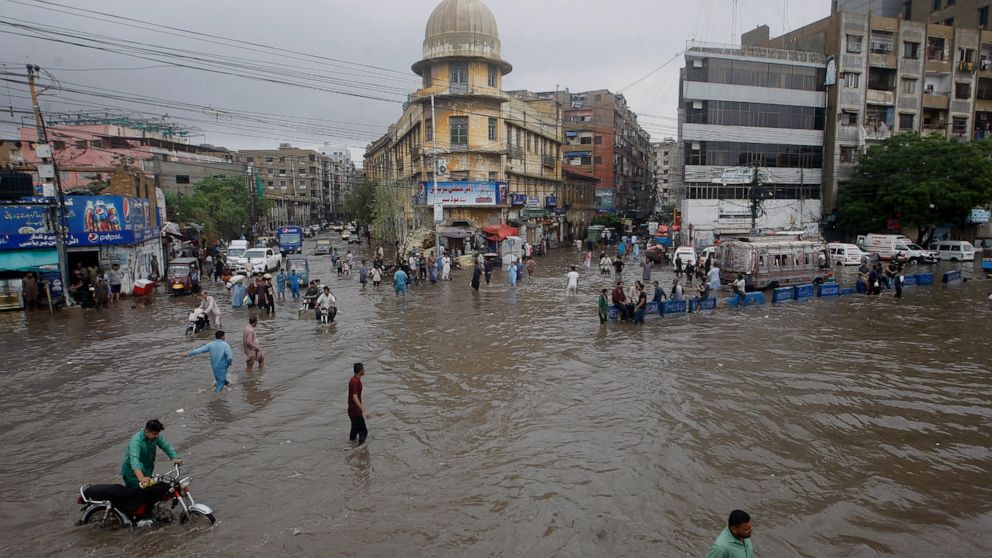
[
  {"left": 542, "top": 154, "right": 556, "bottom": 168},
  {"left": 923, "top": 91, "right": 950, "bottom": 109},
  {"left": 407, "top": 83, "right": 509, "bottom": 105},
  {"left": 863, "top": 124, "right": 892, "bottom": 141},
  {"left": 509, "top": 146, "right": 524, "bottom": 160},
  {"left": 866, "top": 89, "right": 895, "bottom": 105}
]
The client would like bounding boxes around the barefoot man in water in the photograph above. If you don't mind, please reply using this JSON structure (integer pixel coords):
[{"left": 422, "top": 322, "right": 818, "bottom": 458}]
[{"left": 348, "top": 362, "right": 370, "bottom": 445}]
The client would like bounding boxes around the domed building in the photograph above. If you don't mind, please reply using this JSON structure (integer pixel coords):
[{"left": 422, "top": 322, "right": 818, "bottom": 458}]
[{"left": 365, "top": 0, "right": 566, "bottom": 250}]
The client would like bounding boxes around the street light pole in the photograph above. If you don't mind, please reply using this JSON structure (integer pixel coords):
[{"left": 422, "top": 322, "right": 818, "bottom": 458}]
[
  {"left": 431, "top": 93, "right": 441, "bottom": 257},
  {"left": 27, "top": 65, "right": 71, "bottom": 306}
]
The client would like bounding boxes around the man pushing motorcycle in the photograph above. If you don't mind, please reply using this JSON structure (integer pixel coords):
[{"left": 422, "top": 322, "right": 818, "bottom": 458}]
[{"left": 121, "top": 419, "right": 182, "bottom": 489}]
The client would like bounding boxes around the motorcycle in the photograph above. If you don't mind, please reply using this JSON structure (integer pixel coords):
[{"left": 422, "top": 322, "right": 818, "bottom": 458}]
[
  {"left": 76, "top": 464, "right": 214, "bottom": 530},
  {"left": 299, "top": 293, "right": 318, "bottom": 315},
  {"left": 185, "top": 307, "right": 208, "bottom": 336},
  {"left": 316, "top": 304, "right": 337, "bottom": 324}
]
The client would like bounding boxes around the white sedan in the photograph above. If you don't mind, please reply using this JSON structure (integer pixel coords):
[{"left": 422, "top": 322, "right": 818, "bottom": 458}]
[{"left": 237, "top": 247, "right": 281, "bottom": 273}]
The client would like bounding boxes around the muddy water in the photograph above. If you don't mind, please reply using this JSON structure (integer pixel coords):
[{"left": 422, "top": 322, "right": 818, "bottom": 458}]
[{"left": 0, "top": 241, "right": 989, "bottom": 557}]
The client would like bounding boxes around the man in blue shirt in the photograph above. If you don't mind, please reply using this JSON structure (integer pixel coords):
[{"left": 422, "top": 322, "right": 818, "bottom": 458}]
[
  {"left": 288, "top": 270, "right": 301, "bottom": 300},
  {"left": 394, "top": 267, "right": 409, "bottom": 299},
  {"left": 182, "top": 330, "right": 234, "bottom": 393}
]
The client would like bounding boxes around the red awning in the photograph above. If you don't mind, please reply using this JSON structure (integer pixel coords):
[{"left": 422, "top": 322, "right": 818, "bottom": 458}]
[{"left": 482, "top": 224, "right": 517, "bottom": 242}]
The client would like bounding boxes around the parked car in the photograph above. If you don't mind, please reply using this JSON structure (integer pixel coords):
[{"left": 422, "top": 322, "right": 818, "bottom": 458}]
[
  {"left": 340, "top": 229, "right": 351, "bottom": 242},
  {"left": 826, "top": 242, "right": 868, "bottom": 265},
  {"left": 929, "top": 240, "right": 976, "bottom": 262},
  {"left": 238, "top": 247, "right": 281, "bottom": 273},
  {"left": 858, "top": 234, "right": 938, "bottom": 263},
  {"left": 672, "top": 246, "right": 697, "bottom": 269},
  {"left": 348, "top": 230, "right": 362, "bottom": 244},
  {"left": 315, "top": 239, "right": 332, "bottom": 255}
]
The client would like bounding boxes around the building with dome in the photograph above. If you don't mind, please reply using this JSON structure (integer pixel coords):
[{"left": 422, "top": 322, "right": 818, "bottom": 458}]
[{"left": 365, "top": 0, "right": 579, "bottom": 248}]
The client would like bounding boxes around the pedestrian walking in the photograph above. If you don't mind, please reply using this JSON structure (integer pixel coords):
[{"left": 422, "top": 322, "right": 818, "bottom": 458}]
[
  {"left": 199, "top": 290, "right": 222, "bottom": 328},
  {"left": 674, "top": 256, "right": 683, "bottom": 278},
  {"left": 182, "top": 330, "right": 234, "bottom": 393},
  {"left": 471, "top": 262, "right": 481, "bottom": 291},
  {"left": 566, "top": 265, "right": 579, "bottom": 296},
  {"left": 394, "top": 267, "right": 409, "bottom": 298},
  {"left": 359, "top": 260, "right": 369, "bottom": 290},
  {"left": 442, "top": 254, "right": 452, "bottom": 281},
  {"left": 288, "top": 270, "right": 301, "bottom": 300},
  {"left": 597, "top": 288, "right": 609, "bottom": 324},
  {"left": 484, "top": 257, "right": 494, "bottom": 285},
  {"left": 242, "top": 316, "right": 264, "bottom": 374},
  {"left": 275, "top": 269, "right": 286, "bottom": 302},
  {"left": 705, "top": 510, "right": 754, "bottom": 558},
  {"left": 508, "top": 259, "right": 518, "bottom": 287},
  {"left": 612, "top": 255, "right": 624, "bottom": 278},
  {"left": 108, "top": 263, "right": 123, "bottom": 302},
  {"left": 584, "top": 250, "right": 592, "bottom": 269},
  {"left": 348, "top": 362, "right": 370, "bottom": 445},
  {"left": 371, "top": 264, "right": 382, "bottom": 289},
  {"left": 21, "top": 272, "right": 39, "bottom": 310},
  {"left": 526, "top": 257, "right": 536, "bottom": 278},
  {"left": 642, "top": 258, "right": 652, "bottom": 282}
]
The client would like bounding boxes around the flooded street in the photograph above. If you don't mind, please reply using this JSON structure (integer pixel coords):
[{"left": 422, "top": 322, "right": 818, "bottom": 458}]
[{"left": 1, "top": 241, "right": 990, "bottom": 557}]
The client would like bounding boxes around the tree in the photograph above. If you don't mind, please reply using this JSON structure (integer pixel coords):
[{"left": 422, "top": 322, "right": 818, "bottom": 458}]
[
  {"left": 165, "top": 176, "right": 271, "bottom": 241},
  {"left": 837, "top": 134, "right": 992, "bottom": 245}
]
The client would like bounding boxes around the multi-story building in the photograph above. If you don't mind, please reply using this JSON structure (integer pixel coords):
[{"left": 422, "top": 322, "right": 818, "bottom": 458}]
[
  {"left": 754, "top": 10, "right": 992, "bottom": 216},
  {"left": 239, "top": 144, "right": 322, "bottom": 229},
  {"left": 677, "top": 41, "right": 826, "bottom": 244},
  {"left": 651, "top": 138, "right": 679, "bottom": 213},
  {"left": 902, "top": 0, "right": 991, "bottom": 28},
  {"left": 365, "top": 0, "right": 567, "bottom": 246},
  {"left": 322, "top": 149, "right": 356, "bottom": 222},
  {"left": 16, "top": 116, "right": 244, "bottom": 195},
  {"left": 532, "top": 89, "right": 655, "bottom": 218}
]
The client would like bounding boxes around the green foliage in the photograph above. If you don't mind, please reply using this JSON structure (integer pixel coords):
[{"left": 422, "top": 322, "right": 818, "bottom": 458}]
[
  {"left": 369, "top": 180, "right": 408, "bottom": 243},
  {"left": 343, "top": 180, "right": 375, "bottom": 225},
  {"left": 165, "top": 176, "right": 271, "bottom": 240},
  {"left": 590, "top": 214, "right": 619, "bottom": 226},
  {"left": 838, "top": 134, "right": 992, "bottom": 244}
]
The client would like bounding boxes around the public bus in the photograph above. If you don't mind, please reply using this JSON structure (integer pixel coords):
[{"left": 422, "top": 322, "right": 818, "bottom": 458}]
[
  {"left": 276, "top": 226, "right": 304, "bottom": 255},
  {"left": 716, "top": 236, "right": 827, "bottom": 291}
]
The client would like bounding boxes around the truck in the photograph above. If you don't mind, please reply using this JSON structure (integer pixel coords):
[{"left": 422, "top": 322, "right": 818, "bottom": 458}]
[
  {"left": 277, "top": 226, "right": 304, "bottom": 255},
  {"left": 857, "top": 234, "right": 938, "bottom": 264}
]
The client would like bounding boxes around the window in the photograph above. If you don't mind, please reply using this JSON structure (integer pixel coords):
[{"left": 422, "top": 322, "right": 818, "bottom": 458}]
[
  {"left": 423, "top": 66, "right": 432, "bottom": 89},
  {"left": 847, "top": 34, "right": 863, "bottom": 54},
  {"left": 953, "top": 117, "right": 968, "bottom": 136},
  {"left": 840, "top": 146, "right": 857, "bottom": 163},
  {"left": 844, "top": 72, "right": 860, "bottom": 88},
  {"left": 265, "top": 157, "right": 273, "bottom": 163},
  {"left": 594, "top": 135, "right": 603, "bottom": 144},
  {"left": 74, "top": 140, "right": 87, "bottom": 150},
  {"left": 488, "top": 117, "right": 497, "bottom": 141},
  {"left": 903, "top": 41, "right": 920, "bottom": 59},
  {"left": 267, "top": 181, "right": 273, "bottom": 187},
  {"left": 175, "top": 175, "right": 190, "bottom": 184},
  {"left": 870, "top": 31, "right": 894, "bottom": 55},
  {"left": 580, "top": 135, "right": 592, "bottom": 144},
  {"left": 487, "top": 64, "right": 497, "bottom": 87},
  {"left": 944, "top": 18, "right": 954, "bottom": 26},
  {"left": 956, "top": 82, "right": 972, "bottom": 99},
  {"left": 449, "top": 63, "right": 467, "bottom": 84},
  {"left": 927, "top": 37, "right": 946, "bottom": 61},
  {"left": 981, "top": 6, "right": 989, "bottom": 28},
  {"left": 899, "top": 112, "right": 916, "bottom": 132},
  {"left": 841, "top": 111, "right": 859, "bottom": 126},
  {"left": 425, "top": 117, "right": 433, "bottom": 141},
  {"left": 901, "top": 78, "right": 917, "bottom": 94},
  {"left": 932, "top": 0, "right": 941, "bottom": 10},
  {"left": 449, "top": 116, "right": 468, "bottom": 145}
]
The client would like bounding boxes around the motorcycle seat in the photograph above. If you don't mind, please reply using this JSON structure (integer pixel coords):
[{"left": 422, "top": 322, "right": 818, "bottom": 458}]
[{"left": 84, "top": 484, "right": 136, "bottom": 503}]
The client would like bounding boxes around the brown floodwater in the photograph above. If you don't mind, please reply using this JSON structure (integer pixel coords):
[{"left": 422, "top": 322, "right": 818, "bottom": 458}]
[{"left": 0, "top": 240, "right": 990, "bottom": 557}]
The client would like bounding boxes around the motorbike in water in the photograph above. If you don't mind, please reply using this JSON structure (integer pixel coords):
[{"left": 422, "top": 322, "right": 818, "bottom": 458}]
[
  {"left": 299, "top": 294, "right": 318, "bottom": 316},
  {"left": 185, "top": 307, "right": 208, "bottom": 336},
  {"left": 316, "top": 304, "right": 337, "bottom": 324},
  {"left": 76, "top": 465, "right": 215, "bottom": 530}
]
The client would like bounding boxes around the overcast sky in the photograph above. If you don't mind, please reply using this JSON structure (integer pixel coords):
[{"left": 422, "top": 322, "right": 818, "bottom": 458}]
[{"left": 0, "top": 0, "right": 832, "bottom": 164}]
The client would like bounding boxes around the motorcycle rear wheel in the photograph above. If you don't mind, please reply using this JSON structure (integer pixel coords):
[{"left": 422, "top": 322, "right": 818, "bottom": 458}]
[
  {"left": 179, "top": 510, "right": 216, "bottom": 527},
  {"left": 79, "top": 505, "right": 130, "bottom": 530}
]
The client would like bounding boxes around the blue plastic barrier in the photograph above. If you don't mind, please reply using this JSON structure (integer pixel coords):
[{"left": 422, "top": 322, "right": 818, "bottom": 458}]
[
  {"left": 644, "top": 301, "right": 661, "bottom": 318},
  {"left": 607, "top": 306, "right": 620, "bottom": 322},
  {"left": 794, "top": 284, "right": 815, "bottom": 300},
  {"left": 744, "top": 292, "right": 766, "bottom": 305},
  {"left": 816, "top": 283, "right": 840, "bottom": 297},
  {"left": 901, "top": 274, "right": 917, "bottom": 286},
  {"left": 772, "top": 287, "right": 795, "bottom": 302},
  {"left": 726, "top": 295, "right": 742, "bottom": 308},
  {"left": 942, "top": 270, "right": 962, "bottom": 283},
  {"left": 915, "top": 273, "right": 934, "bottom": 285},
  {"left": 689, "top": 297, "right": 717, "bottom": 312},
  {"left": 840, "top": 287, "right": 856, "bottom": 296},
  {"left": 662, "top": 300, "right": 687, "bottom": 315}
]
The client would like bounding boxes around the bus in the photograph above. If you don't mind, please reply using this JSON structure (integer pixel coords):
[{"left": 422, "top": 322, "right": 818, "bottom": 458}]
[
  {"left": 716, "top": 236, "right": 827, "bottom": 291},
  {"left": 277, "top": 226, "right": 304, "bottom": 255}
]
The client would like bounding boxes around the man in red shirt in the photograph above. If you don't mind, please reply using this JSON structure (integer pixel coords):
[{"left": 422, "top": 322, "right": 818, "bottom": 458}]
[
  {"left": 348, "top": 362, "right": 370, "bottom": 444},
  {"left": 611, "top": 280, "right": 629, "bottom": 321}
]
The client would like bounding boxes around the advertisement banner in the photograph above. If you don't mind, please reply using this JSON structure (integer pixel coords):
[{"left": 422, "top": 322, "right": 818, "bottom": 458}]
[
  {"left": 526, "top": 196, "right": 540, "bottom": 208},
  {"left": 967, "top": 208, "right": 991, "bottom": 224},
  {"left": 510, "top": 193, "right": 527, "bottom": 207},
  {"left": 418, "top": 181, "right": 504, "bottom": 207},
  {"left": 545, "top": 196, "right": 558, "bottom": 208},
  {"left": 1, "top": 195, "right": 158, "bottom": 249},
  {"left": 595, "top": 190, "right": 614, "bottom": 212}
]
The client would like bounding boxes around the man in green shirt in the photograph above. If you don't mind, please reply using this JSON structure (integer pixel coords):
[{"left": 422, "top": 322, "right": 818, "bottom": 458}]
[
  {"left": 597, "top": 288, "right": 609, "bottom": 324},
  {"left": 120, "top": 419, "right": 182, "bottom": 488},
  {"left": 705, "top": 509, "right": 754, "bottom": 558}
]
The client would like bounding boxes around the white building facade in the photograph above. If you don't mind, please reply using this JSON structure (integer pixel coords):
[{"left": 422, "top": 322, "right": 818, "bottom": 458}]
[{"left": 677, "top": 42, "right": 826, "bottom": 245}]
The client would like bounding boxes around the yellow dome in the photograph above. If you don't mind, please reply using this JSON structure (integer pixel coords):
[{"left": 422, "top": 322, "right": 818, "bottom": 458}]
[{"left": 413, "top": 0, "right": 511, "bottom": 75}]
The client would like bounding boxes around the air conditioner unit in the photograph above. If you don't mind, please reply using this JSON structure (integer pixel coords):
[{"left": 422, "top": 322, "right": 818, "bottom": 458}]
[
  {"left": 692, "top": 101, "right": 703, "bottom": 109},
  {"left": 691, "top": 143, "right": 701, "bottom": 151},
  {"left": 692, "top": 59, "right": 703, "bottom": 68}
]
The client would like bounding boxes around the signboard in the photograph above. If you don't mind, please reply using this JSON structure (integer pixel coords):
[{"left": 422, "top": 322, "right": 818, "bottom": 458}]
[
  {"left": 510, "top": 193, "right": 527, "bottom": 207},
  {"left": 967, "top": 208, "right": 991, "bottom": 224},
  {"left": 0, "top": 195, "right": 157, "bottom": 249},
  {"left": 595, "top": 189, "right": 614, "bottom": 212},
  {"left": 434, "top": 204, "right": 443, "bottom": 224},
  {"left": 712, "top": 167, "right": 767, "bottom": 185},
  {"left": 526, "top": 196, "right": 540, "bottom": 208},
  {"left": 545, "top": 196, "right": 558, "bottom": 208},
  {"left": 824, "top": 56, "right": 837, "bottom": 87},
  {"left": 417, "top": 181, "right": 503, "bottom": 207}
]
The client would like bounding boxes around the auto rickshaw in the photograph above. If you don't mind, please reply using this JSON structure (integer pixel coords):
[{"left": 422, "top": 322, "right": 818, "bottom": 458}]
[{"left": 167, "top": 257, "right": 199, "bottom": 296}]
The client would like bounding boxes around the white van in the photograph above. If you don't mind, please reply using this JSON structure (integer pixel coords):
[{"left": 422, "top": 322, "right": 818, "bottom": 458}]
[
  {"left": 672, "top": 246, "right": 697, "bottom": 269},
  {"left": 858, "top": 234, "right": 939, "bottom": 263},
  {"left": 826, "top": 242, "right": 867, "bottom": 265},
  {"left": 930, "top": 240, "right": 976, "bottom": 261}
]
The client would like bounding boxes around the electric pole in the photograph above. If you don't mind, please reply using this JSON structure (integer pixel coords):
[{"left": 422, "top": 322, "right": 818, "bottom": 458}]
[
  {"left": 431, "top": 93, "right": 441, "bottom": 257},
  {"left": 27, "top": 65, "right": 71, "bottom": 306},
  {"left": 748, "top": 162, "right": 763, "bottom": 235}
]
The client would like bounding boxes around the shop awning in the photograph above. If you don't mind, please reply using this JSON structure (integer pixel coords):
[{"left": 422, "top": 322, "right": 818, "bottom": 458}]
[
  {"left": 438, "top": 226, "right": 475, "bottom": 239},
  {"left": 0, "top": 249, "right": 59, "bottom": 271},
  {"left": 482, "top": 224, "right": 517, "bottom": 242}
]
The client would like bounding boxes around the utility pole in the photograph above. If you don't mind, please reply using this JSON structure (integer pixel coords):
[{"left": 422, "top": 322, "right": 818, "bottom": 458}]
[
  {"left": 247, "top": 164, "right": 257, "bottom": 242},
  {"left": 430, "top": 93, "right": 441, "bottom": 257},
  {"left": 27, "top": 65, "right": 71, "bottom": 306},
  {"left": 748, "top": 162, "right": 763, "bottom": 235}
]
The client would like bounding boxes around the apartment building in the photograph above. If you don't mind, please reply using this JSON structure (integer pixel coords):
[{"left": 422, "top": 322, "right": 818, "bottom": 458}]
[
  {"left": 651, "top": 138, "right": 679, "bottom": 212},
  {"left": 903, "top": 0, "right": 991, "bottom": 28},
  {"left": 677, "top": 41, "right": 826, "bottom": 244},
  {"left": 755, "top": 11, "right": 992, "bottom": 213},
  {"left": 239, "top": 144, "right": 322, "bottom": 229},
  {"left": 321, "top": 149, "right": 356, "bottom": 222},
  {"left": 365, "top": 0, "right": 567, "bottom": 245}
]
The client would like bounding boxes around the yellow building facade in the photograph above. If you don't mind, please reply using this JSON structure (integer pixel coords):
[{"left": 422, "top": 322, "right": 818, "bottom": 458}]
[{"left": 365, "top": 0, "right": 566, "bottom": 244}]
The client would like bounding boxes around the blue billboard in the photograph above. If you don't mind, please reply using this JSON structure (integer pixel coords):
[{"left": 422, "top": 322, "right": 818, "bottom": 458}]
[
  {"left": 0, "top": 195, "right": 158, "bottom": 249},
  {"left": 417, "top": 181, "right": 506, "bottom": 207}
]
